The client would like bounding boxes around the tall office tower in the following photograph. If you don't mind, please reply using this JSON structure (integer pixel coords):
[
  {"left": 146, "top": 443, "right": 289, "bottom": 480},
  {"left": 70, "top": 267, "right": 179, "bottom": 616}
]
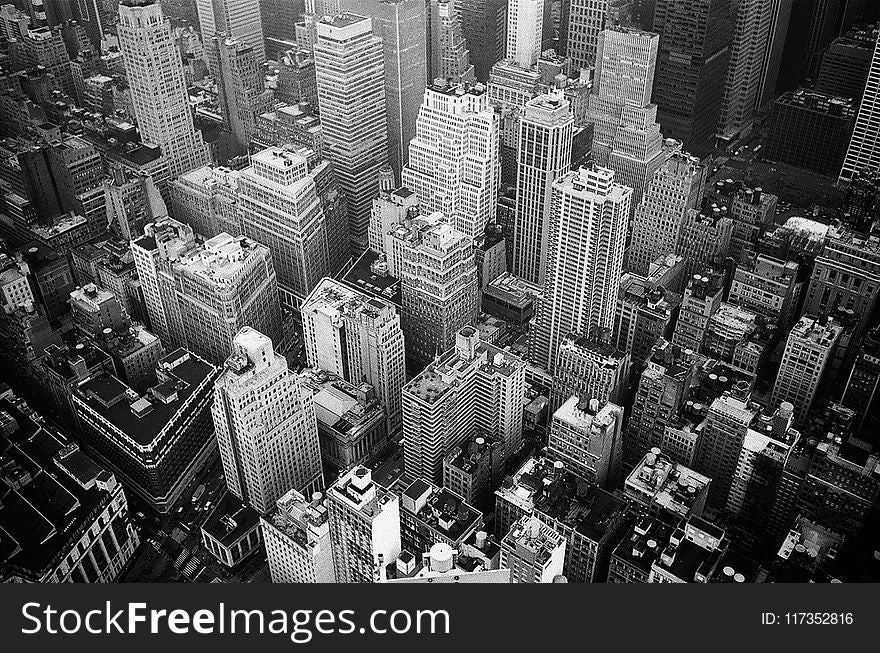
[
  {"left": 757, "top": 0, "right": 794, "bottom": 107},
  {"left": 500, "top": 515, "right": 567, "bottom": 583},
  {"left": 652, "top": 0, "right": 733, "bottom": 157},
  {"left": 529, "top": 165, "right": 631, "bottom": 373},
  {"left": 261, "top": 0, "right": 305, "bottom": 55},
  {"left": 327, "top": 465, "right": 401, "bottom": 582},
  {"left": 342, "top": 0, "right": 427, "bottom": 178},
  {"left": 587, "top": 27, "right": 677, "bottom": 214},
  {"left": 104, "top": 166, "right": 168, "bottom": 242},
  {"left": 301, "top": 278, "right": 406, "bottom": 434},
  {"left": 841, "top": 327, "right": 880, "bottom": 436},
  {"left": 692, "top": 394, "right": 759, "bottom": 511},
  {"left": 494, "top": 456, "right": 628, "bottom": 582},
  {"left": 213, "top": 328, "right": 324, "bottom": 513},
  {"left": 512, "top": 92, "right": 573, "bottom": 285},
  {"left": 369, "top": 184, "right": 419, "bottom": 254},
  {"left": 626, "top": 152, "right": 707, "bottom": 276},
  {"left": 802, "top": 223, "right": 880, "bottom": 347},
  {"left": 460, "top": 0, "right": 507, "bottom": 81},
  {"left": 385, "top": 213, "right": 479, "bottom": 370},
  {"left": 427, "top": 0, "right": 475, "bottom": 83},
  {"left": 131, "top": 217, "right": 197, "bottom": 343},
  {"left": 314, "top": 14, "right": 389, "bottom": 253},
  {"left": 548, "top": 395, "right": 624, "bottom": 489},
  {"left": 766, "top": 90, "right": 856, "bottom": 178},
  {"left": 402, "top": 81, "right": 501, "bottom": 241},
  {"left": 118, "top": 0, "right": 209, "bottom": 179},
  {"left": 566, "top": 0, "right": 618, "bottom": 70},
  {"left": 840, "top": 29, "right": 880, "bottom": 180},
  {"left": 214, "top": 35, "right": 273, "bottom": 155},
  {"left": 261, "top": 488, "right": 336, "bottom": 583},
  {"left": 624, "top": 340, "right": 703, "bottom": 467},
  {"left": 815, "top": 24, "right": 877, "bottom": 104},
  {"left": 675, "top": 206, "right": 733, "bottom": 281},
  {"left": 506, "top": 0, "right": 544, "bottom": 68},
  {"left": 154, "top": 233, "right": 284, "bottom": 365},
  {"left": 672, "top": 269, "right": 725, "bottom": 353},
  {"left": 402, "top": 326, "right": 526, "bottom": 484},
  {"left": 72, "top": 349, "right": 219, "bottom": 513},
  {"left": 237, "top": 147, "right": 331, "bottom": 308},
  {"left": 550, "top": 333, "right": 630, "bottom": 413},
  {"left": 770, "top": 316, "right": 843, "bottom": 427},
  {"left": 196, "top": 0, "right": 265, "bottom": 71},
  {"left": 717, "top": 0, "right": 772, "bottom": 142}
]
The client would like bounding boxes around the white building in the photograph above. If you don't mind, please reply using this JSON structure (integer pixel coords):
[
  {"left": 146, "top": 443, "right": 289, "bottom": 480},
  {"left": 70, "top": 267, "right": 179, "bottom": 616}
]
[
  {"left": 500, "top": 515, "right": 566, "bottom": 583},
  {"left": 196, "top": 0, "right": 265, "bottom": 71},
  {"left": 301, "top": 277, "right": 406, "bottom": 433},
  {"left": 314, "top": 13, "right": 389, "bottom": 252},
  {"left": 262, "top": 488, "right": 335, "bottom": 583},
  {"left": 513, "top": 92, "right": 573, "bottom": 285},
  {"left": 327, "top": 465, "right": 401, "bottom": 582},
  {"left": 117, "top": 0, "right": 209, "bottom": 178},
  {"left": 402, "top": 80, "right": 501, "bottom": 240},
  {"left": 840, "top": 24, "right": 880, "bottom": 181},
  {"left": 529, "top": 165, "right": 632, "bottom": 373},
  {"left": 506, "top": 0, "right": 544, "bottom": 68},
  {"left": 212, "top": 328, "right": 324, "bottom": 514},
  {"left": 369, "top": 185, "right": 419, "bottom": 255}
]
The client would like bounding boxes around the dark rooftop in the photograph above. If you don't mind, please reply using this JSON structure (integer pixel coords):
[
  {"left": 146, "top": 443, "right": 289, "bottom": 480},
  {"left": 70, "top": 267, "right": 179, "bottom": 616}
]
[{"left": 201, "top": 492, "right": 261, "bottom": 549}]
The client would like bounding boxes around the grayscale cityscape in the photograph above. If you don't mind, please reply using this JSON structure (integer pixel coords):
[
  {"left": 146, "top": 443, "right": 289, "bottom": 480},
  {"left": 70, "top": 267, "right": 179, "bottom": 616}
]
[{"left": 2, "top": 0, "right": 880, "bottom": 585}]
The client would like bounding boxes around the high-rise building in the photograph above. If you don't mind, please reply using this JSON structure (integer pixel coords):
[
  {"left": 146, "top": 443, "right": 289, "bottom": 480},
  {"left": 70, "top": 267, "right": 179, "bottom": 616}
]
[
  {"left": 327, "top": 465, "right": 402, "bottom": 582},
  {"left": 652, "top": 0, "right": 733, "bottom": 157},
  {"left": 385, "top": 212, "right": 479, "bottom": 370},
  {"left": 104, "top": 166, "right": 168, "bottom": 242},
  {"left": 671, "top": 269, "right": 725, "bottom": 353},
  {"left": 512, "top": 92, "right": 573, "bottom": 285},
  {"left": 815, "top": 23, "right": 877, "bottom": 104},
  {"left": 841, "top": 327, "right": 880, "bottom": 436},
  {"left": 624, "top": 449, "right": 711, "bottom": 522},
  {"left": 214, "top": 35, "right": 273, "bottom": 154},
  {"left": 566, "top": 0, "right": 619, "bottom": 71},
  {"left": 770, "top": 316, "right": 843, "bottom": 427},
  {"left": 506, "top": 0, "right": 544, "bottom": 68},
  {"left": 729, "top": 254, "right": 801, "bottom": 329},
  {"left": 72, "top": 348, "right": 218, "bottom": 513},
  {"left": 427, "top": 0, "right": 475, "bottom": 83},
  {"left": 262, "top": 488, "right": 336, "bottom": 583},
  {"left": 717, "top": 0, "right": 772, "bottom": 142},
  {"left": 626, "top": 151, "right": 706, "bottom": 276},
  {"left": 342, "top": 0, "right": 428, "bottom": 178},
  {"left": 548, "top": 395, "right": 624, "bottom": 489},
  {"left": 529, "top": 165, "right": 631, "bottom": 373},
  {"left": 500, "top": 515, "right": 567, "bottom": 583},
  {"left": 196, "top": 0, "right": 265, "bottom": 70},
  {"left": 587, "top": 27, "right": 678, "bottom": 215},
  {"left": 399, "top": 479, "right": 483, "bottom": 555},
  {"left": 314, "top": 13, "right": 389, "bottom": 252},
  {"left": 301, "top": 277, "right": 406, "bottom": 433},
  {"left": 839, "top": 26, "right": 880, "bottom": 181},
  {"left": 550, "top": 333, "right": 630, "bottom": 413},
  {"left": 117, "top": 0, "right": 209, "bottom": 178},
  {"left": 133, "top": 225, "right": 284, "bottom": 365},
  {"left": 237, "top": 147, "right": 332, "bottom": 308},
  {"left": 460, "top": 0, "right": 507, "bottom": 81},
  {"left": 369, "top": 184, "right": 419, "bottom": 254},
  {"left": 402, "top": 80, "right": 501, "bottom": 241},
  {"left": 766, "top": 90, "right": 856, "bottom": 177},
  {"left": 443, "top": 434, "right": 503, "bottom": 511},
  {"left": 675, "top": 206, "right": 733, "bottom": 281},
  {"left": 213, "top": 328, "right": 324, "bottom": 513},
  {"left": 402, "top": 326, "right": 526, "bottom": 485}
]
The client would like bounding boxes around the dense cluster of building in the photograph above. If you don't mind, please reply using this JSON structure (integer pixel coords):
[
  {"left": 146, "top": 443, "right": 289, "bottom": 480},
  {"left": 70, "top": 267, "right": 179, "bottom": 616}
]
[{"left": 1, "top": 0, "right": 880, "bottom": 584}]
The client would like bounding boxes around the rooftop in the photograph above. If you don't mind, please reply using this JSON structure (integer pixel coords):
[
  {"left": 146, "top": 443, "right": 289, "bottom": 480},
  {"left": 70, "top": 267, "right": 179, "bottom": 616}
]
[
  {"left": 201, "top": 492, "right": 261, "bottom": 549},
  {"left": 340, "top": 250, "right": 401, "bottom": 306}
]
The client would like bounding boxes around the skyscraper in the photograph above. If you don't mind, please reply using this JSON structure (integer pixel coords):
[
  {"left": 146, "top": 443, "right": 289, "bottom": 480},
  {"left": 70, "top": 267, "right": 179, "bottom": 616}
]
[
  {"left": 402, "top": 80, "right": 501, "bottom": 240},
  {"left": 513, "top": 92, "right": 573, "bottom": 286},
  {"left": 314, "top": 14, "right": 390, "bottom": 252},
  {"left": 237, "top": 147, "right": 332, "bottom": 308},
  {"left": 213, "top": 327, "right": 324, "bottom": 514},
  {"left": 652, "top": 0, "right": 733, "bottom": 157},
  {"left": 402, "top": 326, "right": 526, "bottom": 484},
  {"left": 427, "top": 0, "right": 475, "bottom": 83},
  {"left": 214, "top": 35, "right": 273, "bottom": 154},
  {"left": 506, "top": 0, "right": 545, "bottom": 68},
  {"left": 342, "top": 0, "right": 427, "bottom": 178},
  {"left": 262, "top": 488, "right": 336, "bottom": 583},
  {"left": 117, "top": 0, "right": 209, "bottom": 178},
  {"left": 566, "top": 0, "right": 620, "bottom": 70},
  {"left": 301, "top": 277, "right": 406, "bottom": 434},
  {"left": 626, "top": 151, "right": 707, "bottom": 276},
  {"left": 385, "top": 212, "right": 479, "bottom": 370},
  {"left": 529, "top": 165, "right": 632, "bottom": 373},
  {"left": 196, "top": 0, "right": 265, "bottom": 70},
  {"left": 460, "top": 0, "right": 508, "bottom": 81},
  {"left": 840, "top": 27, "right": 880, "bottom": 181}
]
